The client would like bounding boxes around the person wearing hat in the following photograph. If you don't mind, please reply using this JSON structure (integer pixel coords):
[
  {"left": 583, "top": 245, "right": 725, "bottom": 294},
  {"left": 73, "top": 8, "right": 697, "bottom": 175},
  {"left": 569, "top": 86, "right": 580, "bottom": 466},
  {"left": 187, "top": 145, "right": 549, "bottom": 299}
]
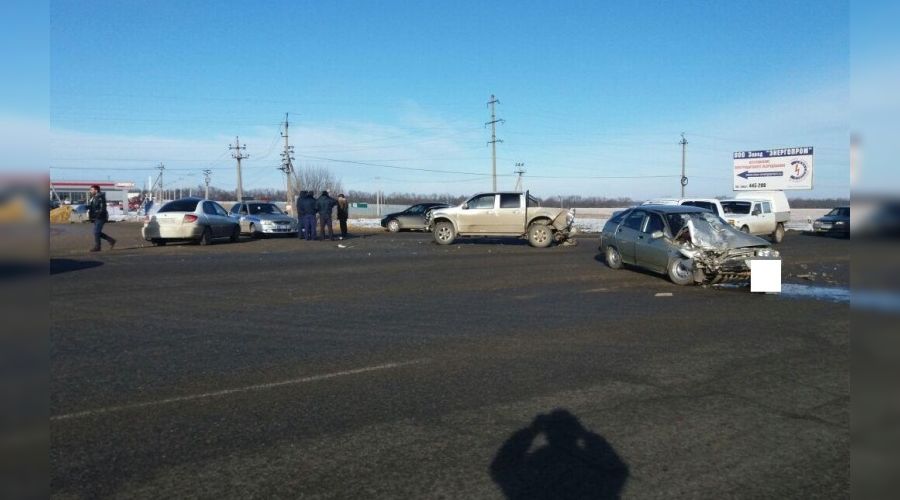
[
  {"left": 87, "top": 184, "right": 116, "bottom": 251},
  {"left": 315, "top": 190, "right": 338, "bottom": 241},
  {"left": 336, "top": 194, "right": 350, "bottom": 240}
]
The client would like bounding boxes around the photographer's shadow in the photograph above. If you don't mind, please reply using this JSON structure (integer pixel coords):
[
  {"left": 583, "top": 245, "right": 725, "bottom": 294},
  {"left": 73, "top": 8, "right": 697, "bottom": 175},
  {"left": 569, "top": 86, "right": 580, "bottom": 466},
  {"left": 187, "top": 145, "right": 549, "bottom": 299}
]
[{"left": 490, "top": 409, "right": 629, "bottom": 500}]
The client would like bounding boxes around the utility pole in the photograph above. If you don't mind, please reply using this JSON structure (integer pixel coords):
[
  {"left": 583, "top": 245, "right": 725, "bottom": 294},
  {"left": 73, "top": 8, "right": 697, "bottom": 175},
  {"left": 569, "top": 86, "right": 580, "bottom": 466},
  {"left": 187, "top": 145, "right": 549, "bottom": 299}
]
[
  {"left": 202, "top": 169, "right": 212, "bottom": 199},
  {"left": 279, "top": 113, "right": 296, "bottom": 214},
  {"left": 514, "top": 162, "right": 526, "bottom": 191},
  {"left": 230, "top": 136, "right": 248, "bottom": 202},
  {"left": 155, "top": 163, "right": 165, "bottom": 201},
  {"left": 486, "top": 94, "right": 504, "bottom": 191},
  {"left": 679, "top": 133, "right": 688, "bottom": 198}
]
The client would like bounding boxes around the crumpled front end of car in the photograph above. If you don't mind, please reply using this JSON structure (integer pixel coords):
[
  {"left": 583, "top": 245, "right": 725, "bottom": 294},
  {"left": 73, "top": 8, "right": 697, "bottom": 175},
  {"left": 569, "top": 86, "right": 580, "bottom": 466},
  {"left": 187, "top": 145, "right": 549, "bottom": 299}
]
[{"left": 672, "top": 218, "right": 780, "bottom": 284}]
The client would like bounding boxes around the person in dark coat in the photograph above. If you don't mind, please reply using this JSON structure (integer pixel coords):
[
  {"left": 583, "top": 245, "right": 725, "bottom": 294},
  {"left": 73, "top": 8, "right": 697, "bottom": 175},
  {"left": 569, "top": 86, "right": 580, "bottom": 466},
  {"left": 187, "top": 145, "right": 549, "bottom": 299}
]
[
  {"left": 295, "top": 191, "right": 306, "bottom": 239},
  {"left": 298, "top": 191, "right": 318, "bottom": 241},
  {"left": 316, "top": 190, "right": 338, "bottom": 241},
  {"left": 87, "top": 184, "right": 116, "bottom": 251},
  {"left": 336, "top": 194, "right": 350, "bottom": 240}
]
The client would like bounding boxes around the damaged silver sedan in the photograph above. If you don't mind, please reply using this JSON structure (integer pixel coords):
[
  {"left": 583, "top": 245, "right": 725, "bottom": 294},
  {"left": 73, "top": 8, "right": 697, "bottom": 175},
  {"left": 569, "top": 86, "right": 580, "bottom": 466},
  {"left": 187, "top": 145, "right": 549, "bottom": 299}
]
[{"left": 599, "top": 205, "right": 780, "bottom": 285}]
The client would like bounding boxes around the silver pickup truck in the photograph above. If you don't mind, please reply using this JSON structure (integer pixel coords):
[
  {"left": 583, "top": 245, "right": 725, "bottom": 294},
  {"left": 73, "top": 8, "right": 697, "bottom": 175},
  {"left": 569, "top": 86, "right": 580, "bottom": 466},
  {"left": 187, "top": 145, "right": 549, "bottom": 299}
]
[{"left": 425, "top": 191, "right": 575, "bottom": 247}]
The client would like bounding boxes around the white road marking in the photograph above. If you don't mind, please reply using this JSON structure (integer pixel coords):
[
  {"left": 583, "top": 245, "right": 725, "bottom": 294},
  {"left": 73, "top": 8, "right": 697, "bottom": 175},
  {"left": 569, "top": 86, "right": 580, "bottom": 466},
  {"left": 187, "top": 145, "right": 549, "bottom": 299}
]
[{"left": 51, "top": 359, "right": 427, "bottom": 422}]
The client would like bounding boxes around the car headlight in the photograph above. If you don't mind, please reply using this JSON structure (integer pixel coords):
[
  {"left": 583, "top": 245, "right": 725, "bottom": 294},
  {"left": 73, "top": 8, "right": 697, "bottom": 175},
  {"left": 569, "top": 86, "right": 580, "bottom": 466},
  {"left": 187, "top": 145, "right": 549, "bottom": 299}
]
[
  {"left": 835, "top": 221, "right": 846, "bottom": 225},
  {"left": 755, "top": 248, "right": 780, "bottom": 258}
]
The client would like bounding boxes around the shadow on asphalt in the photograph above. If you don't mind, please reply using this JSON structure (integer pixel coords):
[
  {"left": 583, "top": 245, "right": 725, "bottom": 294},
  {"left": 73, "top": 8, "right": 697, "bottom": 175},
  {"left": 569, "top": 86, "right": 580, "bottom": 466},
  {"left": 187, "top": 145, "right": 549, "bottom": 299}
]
[
  {"left": 50, "top": 259, "right": 103, "bottom": 275},
  {"left": 490, "top": 409, "right": 629, "bottom": 500}
]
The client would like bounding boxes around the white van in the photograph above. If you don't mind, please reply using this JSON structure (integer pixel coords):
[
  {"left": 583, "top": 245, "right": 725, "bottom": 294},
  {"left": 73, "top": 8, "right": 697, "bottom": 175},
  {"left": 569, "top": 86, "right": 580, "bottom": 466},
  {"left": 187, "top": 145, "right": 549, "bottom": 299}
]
[{"left": 643, "top": 192, "right": 790, "bottom": 243}]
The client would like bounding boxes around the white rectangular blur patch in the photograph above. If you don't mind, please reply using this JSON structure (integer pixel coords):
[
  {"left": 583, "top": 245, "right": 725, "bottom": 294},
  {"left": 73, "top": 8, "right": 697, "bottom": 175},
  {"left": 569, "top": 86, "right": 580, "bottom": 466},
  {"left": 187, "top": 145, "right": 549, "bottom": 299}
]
[{"left": 749, "top": 259, "right": 781, "bottom": 293}]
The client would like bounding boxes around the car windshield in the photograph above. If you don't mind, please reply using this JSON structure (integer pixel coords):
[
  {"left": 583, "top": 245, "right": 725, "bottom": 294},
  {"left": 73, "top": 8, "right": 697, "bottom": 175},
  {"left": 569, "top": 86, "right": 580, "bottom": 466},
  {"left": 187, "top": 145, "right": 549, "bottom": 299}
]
[
  {"left": 826, "top": 207, "right": 848, "bottom": 217},
  {"left": 248, "top": 203, "right": 283, "bottom": 215},
  {"left": 158, "top": 199, "right": 200, "bottom": 213},
  {"left": 721, "top": 201, "right": 752, "bottom": 215}
]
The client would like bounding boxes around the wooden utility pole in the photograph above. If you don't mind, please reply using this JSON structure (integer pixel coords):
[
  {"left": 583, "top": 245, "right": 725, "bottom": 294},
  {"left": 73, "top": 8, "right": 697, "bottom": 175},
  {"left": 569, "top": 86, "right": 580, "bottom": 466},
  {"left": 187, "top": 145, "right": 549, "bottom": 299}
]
[
  {"left": 230, "top": 137, "right": 248, "bottom": 202},
  {"left": 486, "top": 95, "right": 504, "bottom": 191}
]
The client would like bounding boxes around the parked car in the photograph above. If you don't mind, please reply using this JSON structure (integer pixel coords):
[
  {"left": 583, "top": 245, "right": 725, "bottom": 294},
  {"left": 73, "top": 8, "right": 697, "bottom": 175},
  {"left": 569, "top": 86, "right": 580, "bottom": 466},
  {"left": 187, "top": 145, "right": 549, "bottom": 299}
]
[
  {"left": 812, "top": 206, "right": 850, "bottom": 237},
  {"left": 229, "top": 200, "right": 298, "bottom": 237},
  {"left": 599, "top": 205, "right": 780, "bottom": 285},
  {"left": 643, "top": 192, "right": 790, "bottom": 243},
  {"left": 141, "top": 197, "right": 240, "bottom": 246},
  {"left": 380, "top": 202, "right": 451, "bottom": 232},
  {"left": 426, "top": 191, "right": 575, "bottom": 247}
]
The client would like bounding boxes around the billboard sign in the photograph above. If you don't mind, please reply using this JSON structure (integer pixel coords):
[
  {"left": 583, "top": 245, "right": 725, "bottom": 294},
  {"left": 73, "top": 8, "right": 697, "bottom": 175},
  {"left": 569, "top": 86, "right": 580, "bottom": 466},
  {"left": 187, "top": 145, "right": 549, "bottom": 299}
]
[{"left": 733, "top": 147, "right": 813, "bottom": 190}]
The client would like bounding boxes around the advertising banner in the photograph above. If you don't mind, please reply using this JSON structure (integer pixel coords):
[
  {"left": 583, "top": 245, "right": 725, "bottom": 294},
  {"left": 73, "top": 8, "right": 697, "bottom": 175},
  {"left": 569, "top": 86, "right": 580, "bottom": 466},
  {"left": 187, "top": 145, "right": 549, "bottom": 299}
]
[{"left": 733, "top": 147, "right": 813, "bottom": 190}]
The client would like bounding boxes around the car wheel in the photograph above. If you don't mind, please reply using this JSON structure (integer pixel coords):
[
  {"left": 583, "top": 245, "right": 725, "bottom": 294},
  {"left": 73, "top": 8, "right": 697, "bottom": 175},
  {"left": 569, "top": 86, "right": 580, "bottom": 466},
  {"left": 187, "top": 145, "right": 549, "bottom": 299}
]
[
  {"left": 527, "top": 222, "right": 554, "bottom": 248},
  {"left": 668, "top": 258, "right": 695, "bottom": 286},
  {"left": 433, "top": 221, "right": 455, "bottom": 245},
  {"left": 387, "top": 219, "right": 400, "bottom": 233},
  {"left": 151, "top": 238, "right": 166, "bottom": 246},
  {"left": 771, "top": 223, "right": 785, "bottom": 243},
  {"left": 605, "top": 246, "right": 623, "bottom": 269},
  {"left": 230, "top": 225, "right": 240, "bottom": 243},
  {"left": 199, "top": 226, "right": 213, "bottom": 246},
  {"left": 740, "top": 225, "right": 750, "bottom": 234},
  {"left": 249, "top": 223, "right": 258, "bottom": 238}
]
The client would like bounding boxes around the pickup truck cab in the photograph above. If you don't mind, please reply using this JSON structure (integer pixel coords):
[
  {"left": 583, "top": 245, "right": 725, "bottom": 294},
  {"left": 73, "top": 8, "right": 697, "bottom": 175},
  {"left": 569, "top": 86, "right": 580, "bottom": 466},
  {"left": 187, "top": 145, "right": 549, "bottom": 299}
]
[{"left": 426, "top": 191, "right": 575, "bottom": 247}]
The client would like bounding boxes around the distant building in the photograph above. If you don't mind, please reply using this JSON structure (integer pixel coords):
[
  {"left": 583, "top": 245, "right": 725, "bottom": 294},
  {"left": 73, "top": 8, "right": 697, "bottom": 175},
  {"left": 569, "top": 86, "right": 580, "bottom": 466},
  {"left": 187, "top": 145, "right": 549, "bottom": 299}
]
[{"left": 50, "top": 180, "right": 133, "bottom": 208}]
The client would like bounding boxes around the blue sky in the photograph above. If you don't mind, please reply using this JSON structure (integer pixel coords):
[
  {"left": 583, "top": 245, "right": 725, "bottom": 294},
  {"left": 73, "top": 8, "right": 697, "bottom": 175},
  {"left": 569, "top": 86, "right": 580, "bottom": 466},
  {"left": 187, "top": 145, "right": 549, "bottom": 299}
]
[{"left": 44, "top": 0, "right": 851, "bottom": 199}]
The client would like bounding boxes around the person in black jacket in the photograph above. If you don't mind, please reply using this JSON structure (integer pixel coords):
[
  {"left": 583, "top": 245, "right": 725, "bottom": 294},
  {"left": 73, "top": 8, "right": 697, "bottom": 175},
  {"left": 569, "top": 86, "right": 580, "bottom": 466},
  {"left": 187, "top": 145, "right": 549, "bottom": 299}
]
[
  {"left": 298, "top": 191, "right": 318, "bottom": 241},
  {"left": 316, "top": 191, "right": 338, "bottom": 241},
  {"left": 336, "top": 194, "right": 350, "bottom": 239},
  {"left": 87, "top": 184, "right": 116, "bottom": 251}
]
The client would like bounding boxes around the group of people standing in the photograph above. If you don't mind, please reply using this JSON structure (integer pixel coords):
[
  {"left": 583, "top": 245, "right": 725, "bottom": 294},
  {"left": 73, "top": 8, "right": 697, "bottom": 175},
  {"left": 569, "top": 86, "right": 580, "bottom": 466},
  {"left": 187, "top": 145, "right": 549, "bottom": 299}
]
[{"left": 295, "top": 191, "right": 350, "bottom": 241}]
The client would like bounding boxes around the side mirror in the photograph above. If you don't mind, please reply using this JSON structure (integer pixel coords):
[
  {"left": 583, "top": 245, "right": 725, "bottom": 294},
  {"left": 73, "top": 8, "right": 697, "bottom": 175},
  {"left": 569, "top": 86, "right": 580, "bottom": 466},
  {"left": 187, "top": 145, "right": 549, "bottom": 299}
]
[
  {"left": 651, "top": 230, "right": 664, "bottom": 239},
  {"left": 462, "top": 203, "right": 469, "bottom": 210}
]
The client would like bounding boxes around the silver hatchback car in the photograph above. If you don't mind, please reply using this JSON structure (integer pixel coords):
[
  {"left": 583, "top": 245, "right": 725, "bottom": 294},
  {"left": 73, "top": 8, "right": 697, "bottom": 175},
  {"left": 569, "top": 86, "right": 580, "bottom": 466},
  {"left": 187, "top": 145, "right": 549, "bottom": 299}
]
[{"left": 142, "top": 198, "right": 240, "bottom": 246}]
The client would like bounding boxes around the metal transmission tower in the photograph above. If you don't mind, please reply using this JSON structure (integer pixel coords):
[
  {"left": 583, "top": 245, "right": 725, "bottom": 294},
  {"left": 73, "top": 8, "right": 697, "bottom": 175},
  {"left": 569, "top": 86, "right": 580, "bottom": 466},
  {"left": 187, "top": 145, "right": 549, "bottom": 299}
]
[
  {"left": 486, "top": 94, "right": 504, "bottom": 191},
  {"left": 679, "top": 133, "right": 688, "bottom": 197},
  {"left": 514, "top": 162, "right": 526, "bottom": 191},
  {"left": 279, "top": 113, "right": 297, "bottom": 214},
  {"left": 154, "top": 163, "right": 165, "bottom": 201},
  {"left": 229, "top": 137, "right": 248, "bottom": 202},
  {"left": 202, "top": 169, "right": 212, "bottom": 199}
]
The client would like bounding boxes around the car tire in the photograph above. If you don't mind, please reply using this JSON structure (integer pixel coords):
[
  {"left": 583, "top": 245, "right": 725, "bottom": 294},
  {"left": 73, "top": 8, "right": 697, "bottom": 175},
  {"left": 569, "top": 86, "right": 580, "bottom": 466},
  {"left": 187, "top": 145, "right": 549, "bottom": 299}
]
[
  {"left": 527, "top": 222, "right": 554, "bottom": 248},
  {"left": 151, "top": 238, "right": 166, "bottom": 246},
  {"left": 249, "top": 223, "right": 258, "bottom": 238},
  {"left": 771, "top": 223, "right": 785, "bottom": 244},
  {"left": 230, "top": 225, "right": 240, "bottom": 243},
  {"left": 605, "top": 246, "right": 623, "bottom": 269},
  {"left": 199, "top": 227, "right": 213, "bottom": 246},
  {"left": 433, "top": 221, "right": 455, "bottom": 245},
  {"left": 740, "top": 225, "right": 750, "bottom": 234},
  {"left": 668, "top": 258, "right": 695, "bottom": 286},
  {"left": 387, "top": 219, "right": 400, "bottom": 233}
]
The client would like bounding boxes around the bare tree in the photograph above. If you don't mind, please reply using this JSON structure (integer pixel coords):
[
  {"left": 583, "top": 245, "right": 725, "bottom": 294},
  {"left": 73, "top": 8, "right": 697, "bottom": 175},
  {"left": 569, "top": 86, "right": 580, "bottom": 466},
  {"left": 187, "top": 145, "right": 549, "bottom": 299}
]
[{"left": 294, "top": 164, "right": 343, "bottom": 196}]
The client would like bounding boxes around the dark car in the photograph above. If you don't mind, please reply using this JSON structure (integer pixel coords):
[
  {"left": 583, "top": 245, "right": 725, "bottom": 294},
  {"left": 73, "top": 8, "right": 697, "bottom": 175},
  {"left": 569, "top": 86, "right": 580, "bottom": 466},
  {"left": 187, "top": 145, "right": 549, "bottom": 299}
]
[
  {"left": 381, "top": 202, "right": 451, "bottom": 232},
  {"left": 812, "top": 206, "right": 849, "bottom": 237},
  {"left": 599, "top": 205, "right": 779, "bottom": 285}
]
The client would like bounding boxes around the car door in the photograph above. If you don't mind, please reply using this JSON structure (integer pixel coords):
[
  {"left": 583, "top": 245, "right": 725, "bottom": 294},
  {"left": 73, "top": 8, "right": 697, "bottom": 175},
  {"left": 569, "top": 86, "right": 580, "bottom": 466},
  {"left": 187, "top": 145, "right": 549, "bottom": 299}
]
[
  {"left": 211, "top": 202, "right": 232, "bottom": 236},
  {"left": 615, "top": 209, "right": 645, "bottom": 264},
  {"left": 495, "top": 193, "right": 524, "bottom": 233},
  {"left": 398, "top": 204, "right": 425, "bottom": 229},
  {"left": 458, "top": 194, "right": 497, "bottom": 233},
  {"left": 634, "top": 212, "right": 670, "bottom": 273},
  {"left": 759, "top": 202, "right": 775, "bottom": 232},
  {"left": 231, "top": 203, "right": 251, "bottom": 232}
]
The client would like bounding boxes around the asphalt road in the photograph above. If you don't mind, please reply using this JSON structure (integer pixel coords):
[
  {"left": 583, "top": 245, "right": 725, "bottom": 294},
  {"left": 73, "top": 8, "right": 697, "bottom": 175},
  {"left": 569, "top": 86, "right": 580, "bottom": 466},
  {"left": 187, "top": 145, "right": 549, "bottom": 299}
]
[{"left": 51, "top": 225, "right": 849, "bottom": 499}]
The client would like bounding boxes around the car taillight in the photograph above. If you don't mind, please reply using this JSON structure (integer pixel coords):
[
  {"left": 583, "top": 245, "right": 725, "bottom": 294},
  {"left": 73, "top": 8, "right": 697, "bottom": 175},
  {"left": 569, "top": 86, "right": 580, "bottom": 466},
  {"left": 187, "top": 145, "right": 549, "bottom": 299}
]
[{"left": 183, "top": 214, "right": 198, "bottom": 223}]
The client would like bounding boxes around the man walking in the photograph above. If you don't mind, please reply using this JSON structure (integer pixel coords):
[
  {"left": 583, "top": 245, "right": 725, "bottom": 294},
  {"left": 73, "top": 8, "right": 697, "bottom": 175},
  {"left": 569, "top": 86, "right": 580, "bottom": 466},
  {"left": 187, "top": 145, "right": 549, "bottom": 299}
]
[
  {"left": 316, "top": 190, "right": 338, "bottom": 241},
  {"left": 298, "top": 191, "right": 318, "bottom": 241},
  {"left": 336, "top": 193, "right": 350, "bottom": 240},
  {"left": 87, "top": 184, "right": 116, "bottom": 251}
]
